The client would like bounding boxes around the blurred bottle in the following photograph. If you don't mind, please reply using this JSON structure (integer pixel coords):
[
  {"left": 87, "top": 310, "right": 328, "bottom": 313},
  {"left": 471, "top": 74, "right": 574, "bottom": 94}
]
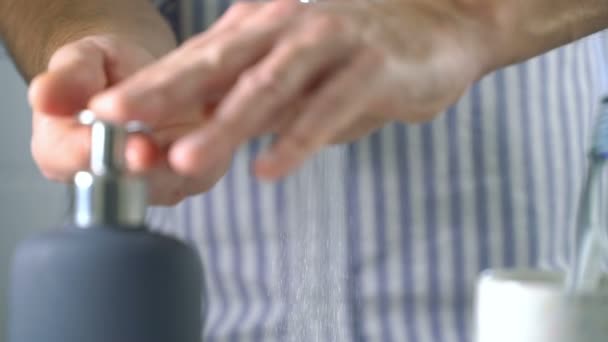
[{"left": 7, "top": 115, "right": 203, "bottom": 342}]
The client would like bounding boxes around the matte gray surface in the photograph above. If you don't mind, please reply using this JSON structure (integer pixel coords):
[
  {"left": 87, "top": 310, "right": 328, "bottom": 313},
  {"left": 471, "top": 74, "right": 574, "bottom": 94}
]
[
  {"left": 0, "top": 51, "right": 65, "bottom": 339},
  {"left": 9, "top": 226, "right": 203, "bottom": 342}
]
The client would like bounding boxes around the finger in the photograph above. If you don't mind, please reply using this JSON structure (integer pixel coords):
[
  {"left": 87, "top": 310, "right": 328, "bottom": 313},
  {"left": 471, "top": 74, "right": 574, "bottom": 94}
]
[
  {"left": 143, "top": 162, "right": 191, "bottom": 206},
  {"left": 89, "top": 0, "right": 299, "bottom": 126},
  {"left": 31, "top": 112, "right": 91, "bottom": 181},
  {"left": 170, "top": 15, "right": 356, "bottom": 175},
  {"left": 29, "top": 36, "right": 160, "bottom": 180},
  {"left": 29, "top": 38, "right": 108, "bottom": 116},
  {"left": 125, "top": 132, "right": 161, "bottom": 173},
  {"left": 145, "top": 152, "right": 231, "bottom": 205},
  {"left": 274, "top": 108, "right": 383, "bottom": 143},
  {"left": 255, "top": 49, "right": 382, "bottom": 179},
  {"left": 267, "top": 98, "right": 306, "bottom": 133},
  {"left": 32, "top": 113, "right": 158, "bottom": 181},
  {"left": 331, "top": 116, "right": 385, "bottom": 143}
]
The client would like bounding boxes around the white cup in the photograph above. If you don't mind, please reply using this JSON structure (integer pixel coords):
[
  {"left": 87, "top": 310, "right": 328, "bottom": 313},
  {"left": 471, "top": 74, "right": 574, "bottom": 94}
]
[{"left": 474, "top": 269, "right": 608, "bottom": 342}]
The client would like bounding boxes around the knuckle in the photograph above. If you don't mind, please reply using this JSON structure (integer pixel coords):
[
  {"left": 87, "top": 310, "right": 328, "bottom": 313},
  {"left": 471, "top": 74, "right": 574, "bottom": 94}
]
[
  {"left": 204, "top": 42, "right": 231, "bottom": 67},
  {"left": 48, "top": 39, "right": 96, "bottom": 68},
  {"left": 78, "top": 35, "right": 104, "bottom": 46},
  {"left": 79, "top": 35, "right": 113, "bottom": 53},
  {"left": 310, "top": 13, "right": 345, "bottom": 34},
  {"left": 50, "top": 44, "right": 79, "bottom": 62},
  {"left": 240, "top": 68, "right": 285, "bottom": 96},
  {"left": 63, "top": 37, "right": 98, "bottom": 54}
]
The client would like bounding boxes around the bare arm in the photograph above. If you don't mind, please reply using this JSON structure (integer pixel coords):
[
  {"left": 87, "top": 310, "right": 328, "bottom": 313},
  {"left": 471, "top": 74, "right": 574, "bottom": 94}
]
[
  {"left": 460, "top": 0, "right": 608, "bottom": 72},
  {"left": 0, "top": 0, "right": 176, "bottom": 80}
]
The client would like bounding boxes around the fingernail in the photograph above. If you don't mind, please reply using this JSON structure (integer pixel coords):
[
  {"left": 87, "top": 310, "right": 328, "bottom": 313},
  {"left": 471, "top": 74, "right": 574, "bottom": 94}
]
[
  {"left": 89, "top": 93, "right": 115, "bottom": 115},
  {"left": 255, "top": 152, "right": 285, "bottom": 179},
  {"left": 254, "top": 159, "right": 278, "bottom": 181},
  {"left": 91, "top": 91, "right": 158, "bottom": 122},
  {"left": 183, "top": 134, "right": 219, "bottom": 165}
]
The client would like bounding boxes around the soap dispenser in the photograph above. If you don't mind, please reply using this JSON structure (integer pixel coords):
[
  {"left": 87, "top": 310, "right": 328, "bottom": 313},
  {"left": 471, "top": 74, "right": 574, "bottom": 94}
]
[{"left": 7, "top": 114, "right": 203, "bottom": 342}]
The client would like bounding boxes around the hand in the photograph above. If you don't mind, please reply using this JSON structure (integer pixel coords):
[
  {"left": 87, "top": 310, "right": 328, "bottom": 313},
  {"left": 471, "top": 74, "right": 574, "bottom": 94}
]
[
  {"left": 89, "top": 0, "right": 490, "bottom": 180},
  {"left": 29, "top": 34, "right": 231, "bottom": 205}
]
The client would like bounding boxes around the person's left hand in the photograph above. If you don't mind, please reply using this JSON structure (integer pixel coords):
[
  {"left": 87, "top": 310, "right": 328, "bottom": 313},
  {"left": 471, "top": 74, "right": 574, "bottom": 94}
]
[{"left": 89, "top": 0, "right": 491, "bottom": 180}]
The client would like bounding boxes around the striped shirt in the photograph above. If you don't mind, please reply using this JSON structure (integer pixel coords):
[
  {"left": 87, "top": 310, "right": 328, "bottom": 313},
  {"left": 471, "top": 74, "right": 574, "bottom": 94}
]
[{"left": 148, "top": 1, "right": 608, "bottom": 341}]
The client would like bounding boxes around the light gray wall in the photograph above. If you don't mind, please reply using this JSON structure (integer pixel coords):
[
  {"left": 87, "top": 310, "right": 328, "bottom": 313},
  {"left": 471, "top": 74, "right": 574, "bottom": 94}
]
[{"left": 0, "top": 45, "right": 64, "bottom": 338}]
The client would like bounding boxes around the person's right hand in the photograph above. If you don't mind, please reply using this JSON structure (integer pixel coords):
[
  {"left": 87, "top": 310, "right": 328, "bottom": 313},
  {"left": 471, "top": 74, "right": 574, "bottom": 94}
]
[{"left": 28, "top": 34, "right": 232, "bottom": 205}]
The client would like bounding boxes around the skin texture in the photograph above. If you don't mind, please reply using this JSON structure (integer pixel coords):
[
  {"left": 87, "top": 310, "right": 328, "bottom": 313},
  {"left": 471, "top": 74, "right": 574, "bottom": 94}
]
[
  {"left": 1, "top": 0, "right": 608, "bottom": 205},
  {"left": 90, "top": 1, "right": 484, "bottom": 181},
  {"left": 26, "top": 35, "right": 228, "bottom": 204},
  {"left": 0, "top": 0, "right": 176, "bottom": 79}
]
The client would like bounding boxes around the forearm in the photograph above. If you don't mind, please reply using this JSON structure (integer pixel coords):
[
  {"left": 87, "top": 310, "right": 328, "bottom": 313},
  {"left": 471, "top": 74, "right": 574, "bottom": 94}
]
[
  {"left": 0, "top": 0, "right": 176, "bottom": 80},
  {"left": 380, "top": 0, "right": 607, "bottom": 80},
  {"left": 485, "top": 0, "right": 608, "bottom": 69}
]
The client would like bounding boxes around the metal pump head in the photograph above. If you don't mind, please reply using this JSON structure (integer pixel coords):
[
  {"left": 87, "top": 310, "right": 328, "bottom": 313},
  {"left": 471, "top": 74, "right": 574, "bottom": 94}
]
[{"left": 73, "top": 110, "right": 147, "bottom": 228}]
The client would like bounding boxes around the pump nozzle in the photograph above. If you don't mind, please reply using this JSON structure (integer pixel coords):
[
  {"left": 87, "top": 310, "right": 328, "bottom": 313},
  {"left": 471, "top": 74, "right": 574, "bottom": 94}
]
[{"left": 73, "top": 110, "right": 147, "bottom": 228}]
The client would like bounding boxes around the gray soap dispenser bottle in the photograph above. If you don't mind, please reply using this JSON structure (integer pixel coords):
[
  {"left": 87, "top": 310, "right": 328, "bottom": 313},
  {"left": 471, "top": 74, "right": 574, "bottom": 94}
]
[{"left": 7, "top": 116, "right": 203, "bottom": 342}]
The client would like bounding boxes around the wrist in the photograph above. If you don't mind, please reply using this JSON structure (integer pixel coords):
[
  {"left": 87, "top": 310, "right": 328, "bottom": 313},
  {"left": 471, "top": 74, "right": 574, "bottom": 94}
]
[
  {"left": 371, "top": 0, "right": 505, "bottom": 79},
  {"left": 432, "top": 0, "right": 512, "bottom": 79},
  {"left": 459, "top": 0, "right": 608, "bottom": 73}
]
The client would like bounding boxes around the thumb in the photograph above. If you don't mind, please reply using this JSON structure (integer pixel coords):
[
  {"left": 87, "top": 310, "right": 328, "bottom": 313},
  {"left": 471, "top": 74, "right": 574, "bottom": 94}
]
[
  {"left": 28, "top": 36, "right": 160, "bottom": 177},
  {"left": 28, "top": 35, "right": 155, "bottom": 117},
  {"left": 29, "top": 38, "right": 108, "bottom": 116}
]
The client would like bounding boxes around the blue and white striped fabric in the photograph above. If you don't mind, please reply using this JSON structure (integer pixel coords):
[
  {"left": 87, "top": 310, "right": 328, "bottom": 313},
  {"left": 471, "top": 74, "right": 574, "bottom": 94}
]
[{"left": 148, "top": 1, "right": 608, "bottom": 341}]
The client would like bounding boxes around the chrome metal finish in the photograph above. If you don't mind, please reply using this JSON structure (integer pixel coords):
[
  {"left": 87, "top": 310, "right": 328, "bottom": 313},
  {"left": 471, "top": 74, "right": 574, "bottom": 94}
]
[
  {"left": 90, "top": 121, "right": 126, "bottom": 175},
  {"left": 73, "top": 111, "right": 147, "bottom": 228}
]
